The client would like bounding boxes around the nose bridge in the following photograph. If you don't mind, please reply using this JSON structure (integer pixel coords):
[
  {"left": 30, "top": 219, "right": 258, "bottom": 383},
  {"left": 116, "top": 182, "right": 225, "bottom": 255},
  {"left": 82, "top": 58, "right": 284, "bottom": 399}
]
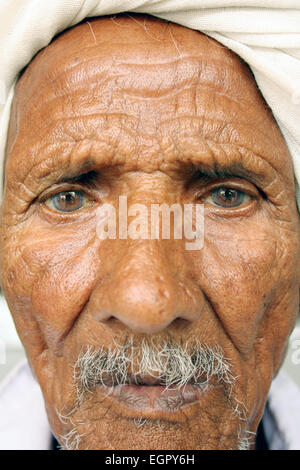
[
  {"left": 89, "top": 171, "right": 203, "bottom": 334},
  {"left": 91, "top": 238, "right": 195, "bottom": 334}
]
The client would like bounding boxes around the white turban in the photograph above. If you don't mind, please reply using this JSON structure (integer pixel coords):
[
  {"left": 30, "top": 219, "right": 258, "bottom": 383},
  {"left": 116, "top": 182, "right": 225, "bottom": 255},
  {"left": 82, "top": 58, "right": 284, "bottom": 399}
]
[{"left": 0, "top": 1, "right": 300, "bottom": 205}]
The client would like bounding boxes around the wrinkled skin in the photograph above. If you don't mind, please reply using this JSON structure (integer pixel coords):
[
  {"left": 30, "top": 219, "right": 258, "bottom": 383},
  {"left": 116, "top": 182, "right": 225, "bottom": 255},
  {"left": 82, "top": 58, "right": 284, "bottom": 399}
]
[{"left": 0, "top": 15, "right": 300, "bottom": 450}]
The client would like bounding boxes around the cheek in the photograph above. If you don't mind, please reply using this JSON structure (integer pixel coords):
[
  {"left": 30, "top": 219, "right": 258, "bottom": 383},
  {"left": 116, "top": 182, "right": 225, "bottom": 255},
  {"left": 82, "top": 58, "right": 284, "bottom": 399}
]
[
  {"left": 1, "top": 216, "right": 101, "bottom": 350},
  {"left": 190, "top": 217, "right": 299, "bottom": 355}
]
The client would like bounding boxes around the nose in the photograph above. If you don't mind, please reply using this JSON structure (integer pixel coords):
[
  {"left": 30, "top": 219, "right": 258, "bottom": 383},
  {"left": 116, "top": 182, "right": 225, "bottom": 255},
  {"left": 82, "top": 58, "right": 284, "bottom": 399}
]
[{"left": 89, "top": 239, "right": 202, "bottom": 334}]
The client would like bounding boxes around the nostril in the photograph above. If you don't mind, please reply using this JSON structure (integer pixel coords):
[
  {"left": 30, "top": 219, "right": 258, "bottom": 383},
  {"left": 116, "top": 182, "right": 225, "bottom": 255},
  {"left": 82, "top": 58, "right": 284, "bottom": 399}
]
[
  {"left": 171, "top": 317, "right": 191, "bottom": 330},
  {"left": 95, "top": 313, "right": 192, "bottom": 334},
  {"left": 102, "top": 316, "right": 129, "bottom": 330}
]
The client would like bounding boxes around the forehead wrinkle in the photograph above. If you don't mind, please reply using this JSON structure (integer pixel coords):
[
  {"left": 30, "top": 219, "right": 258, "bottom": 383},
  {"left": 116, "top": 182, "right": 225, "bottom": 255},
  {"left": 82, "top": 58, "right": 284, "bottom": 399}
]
[
  {"left": 19, "top": 89, "right": 253, "bottom": 141},
  {"left": 20, "top": 113, "right": 141, "bottom": 139},
  {"left": 16, "top": 76, "right": 272, "bottom": 144},
  {"left": 31, "top": 23, "right": 238, "bottom": 81},
  {"left": 16, "top": 45, "right": 256, "bottom": 119},
  {"left": 158, "top": 114, "right": 286, "bottom": 164},
  {"left": 22, "top": 58, "right": 254, "bottom": 115},
  {"left": 14, "top": 53, "right": 275, "bottom": 152}
]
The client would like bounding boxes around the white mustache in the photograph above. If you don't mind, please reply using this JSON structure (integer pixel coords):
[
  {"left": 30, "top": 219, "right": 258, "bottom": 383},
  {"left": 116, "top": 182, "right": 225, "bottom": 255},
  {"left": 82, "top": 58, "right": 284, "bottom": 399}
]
[
  {"left": 57, "top": 338, "right": 253, "bottom": 450},
  {"left": 74, "top": 337, "right": 234, "bottom": 400}
]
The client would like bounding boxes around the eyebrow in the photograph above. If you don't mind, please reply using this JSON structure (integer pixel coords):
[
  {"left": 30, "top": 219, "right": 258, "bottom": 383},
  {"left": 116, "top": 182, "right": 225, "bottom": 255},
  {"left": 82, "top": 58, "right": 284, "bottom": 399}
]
[
  {"left": 54, "top": 161, "right": 265, "bottom": 193},
  {"left": 188, "top": 162, "right": 265, "bottom": 185},
  {"left": 19, "top": 132, "right": 278, "bottom": 200},
  {"left": 55, "top": 170, "right": 99, "bottom": 187}
]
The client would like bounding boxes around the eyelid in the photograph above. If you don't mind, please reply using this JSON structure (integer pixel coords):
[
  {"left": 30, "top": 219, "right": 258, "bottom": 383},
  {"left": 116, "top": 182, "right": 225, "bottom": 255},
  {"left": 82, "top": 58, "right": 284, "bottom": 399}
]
[
  {"left": 193, "top": 178, "right": 260, "bottom": 200},
  {"left": 38, "top": 183, "right": 96, "bottom": 204}
]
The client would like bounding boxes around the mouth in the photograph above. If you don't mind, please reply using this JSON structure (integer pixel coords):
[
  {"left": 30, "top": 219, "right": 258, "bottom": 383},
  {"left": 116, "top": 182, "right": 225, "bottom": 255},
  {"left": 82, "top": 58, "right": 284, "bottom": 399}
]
[
  {"left": 74, "top": 340, "right": 232, "bottom": 423},
  {"left": 96, "top": 374, "right": 215, "bottom": 421}
]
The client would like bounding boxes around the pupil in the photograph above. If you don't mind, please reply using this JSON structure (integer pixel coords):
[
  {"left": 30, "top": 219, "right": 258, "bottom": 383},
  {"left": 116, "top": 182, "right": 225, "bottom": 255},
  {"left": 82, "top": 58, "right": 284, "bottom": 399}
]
[{"left": 223, "top": 189, "right": 235, "bottom": 200}]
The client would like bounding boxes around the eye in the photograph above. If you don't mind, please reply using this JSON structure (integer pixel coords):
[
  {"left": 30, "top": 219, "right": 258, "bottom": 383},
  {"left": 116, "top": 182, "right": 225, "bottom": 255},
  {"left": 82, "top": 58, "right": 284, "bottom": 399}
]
[
  {"left": 206, "top": 187, "right": 251, "bottom": 208},
  {"left": 45, "top": 190, "right": 86, "bottom": 213}
]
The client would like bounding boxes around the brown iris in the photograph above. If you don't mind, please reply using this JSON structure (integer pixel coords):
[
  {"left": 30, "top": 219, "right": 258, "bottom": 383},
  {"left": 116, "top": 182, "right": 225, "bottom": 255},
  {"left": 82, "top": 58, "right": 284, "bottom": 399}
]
[
  {"left": 211, "top": 188, "right": 248, "bottom": 208},
  {"left": 51, "top": 190, "right": 85, "bottom": 212}
]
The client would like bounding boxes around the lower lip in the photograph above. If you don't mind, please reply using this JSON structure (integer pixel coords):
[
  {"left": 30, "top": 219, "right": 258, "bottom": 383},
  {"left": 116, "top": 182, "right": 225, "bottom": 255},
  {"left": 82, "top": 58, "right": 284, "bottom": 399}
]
[{"left": 97, "top": 383, "right": 213, "bottom": 420}]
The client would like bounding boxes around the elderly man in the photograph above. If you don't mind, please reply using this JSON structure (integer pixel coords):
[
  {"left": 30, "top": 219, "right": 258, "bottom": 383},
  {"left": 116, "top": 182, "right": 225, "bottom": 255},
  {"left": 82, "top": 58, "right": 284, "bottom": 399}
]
[{"left": 0, "top": 7, "right": 300, "bottom": 450}]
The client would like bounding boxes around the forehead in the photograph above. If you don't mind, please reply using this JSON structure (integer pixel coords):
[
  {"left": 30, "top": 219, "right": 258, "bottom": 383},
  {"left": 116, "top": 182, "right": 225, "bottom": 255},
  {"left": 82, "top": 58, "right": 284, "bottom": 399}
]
[
  {"left": 5, "top": 15, "right": 294, "bottom": 186},
  {"left": 14, "top": 15, "right": 264, "bottom": 118}
]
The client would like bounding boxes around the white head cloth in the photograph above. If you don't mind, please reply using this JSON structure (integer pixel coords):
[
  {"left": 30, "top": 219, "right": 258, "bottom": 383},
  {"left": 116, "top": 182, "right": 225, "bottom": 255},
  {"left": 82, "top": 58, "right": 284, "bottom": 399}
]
[{"left": 0, "top": 1, "right": 300, "bottom": 204}]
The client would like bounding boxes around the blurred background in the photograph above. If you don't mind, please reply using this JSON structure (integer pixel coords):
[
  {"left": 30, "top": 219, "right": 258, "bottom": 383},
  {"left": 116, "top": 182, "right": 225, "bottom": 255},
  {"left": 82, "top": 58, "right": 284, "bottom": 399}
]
[{"left": 0, "top": 293, "right": 300, "bottom": 387}]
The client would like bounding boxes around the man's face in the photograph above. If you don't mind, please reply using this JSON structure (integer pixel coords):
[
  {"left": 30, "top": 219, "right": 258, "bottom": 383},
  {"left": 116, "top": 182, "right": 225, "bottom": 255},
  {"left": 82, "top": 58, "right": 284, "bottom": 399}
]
[{"left": 1, "top": 15, "right": 300, "bottom": 450}]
